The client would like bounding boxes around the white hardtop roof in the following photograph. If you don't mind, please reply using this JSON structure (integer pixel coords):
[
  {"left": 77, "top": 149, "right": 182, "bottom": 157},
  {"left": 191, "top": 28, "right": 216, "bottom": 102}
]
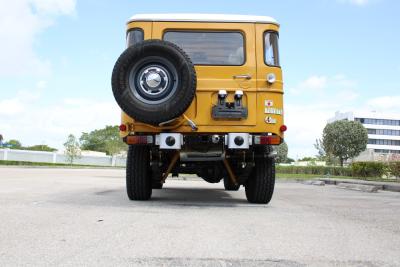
[{"left": 128, "top": 14, "right": 279, "bottom": 25}]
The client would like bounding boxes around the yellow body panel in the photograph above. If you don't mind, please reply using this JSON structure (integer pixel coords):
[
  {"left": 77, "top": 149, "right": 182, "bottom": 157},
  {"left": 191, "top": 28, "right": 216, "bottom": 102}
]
[{"left": 121, "top": 21, "right": 284, "bottom": 138}]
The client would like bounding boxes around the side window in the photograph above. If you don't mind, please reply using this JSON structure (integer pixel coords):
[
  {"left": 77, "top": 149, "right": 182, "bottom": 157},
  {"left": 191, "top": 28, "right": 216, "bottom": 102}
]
[
  {"left": 126, "top": 29, "right": 144, "bottom": 47},
  {"left": 264, "top": 32, "right": 280, "bottom": 66}
]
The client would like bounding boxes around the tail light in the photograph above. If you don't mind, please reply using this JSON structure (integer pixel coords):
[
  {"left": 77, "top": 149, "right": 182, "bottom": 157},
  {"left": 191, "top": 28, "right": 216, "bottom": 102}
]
[
  {"left": 254, "top": 135, "right": 281, "bottom": 145},
  {"left": 280, "top": 125, "right": 287, "bottom": 132},
  {"left": 119, "top": 124, "right": 127, "bottom": 132},
  {"left": 125, "top": 136, "right": 153, "bottom": 145}
]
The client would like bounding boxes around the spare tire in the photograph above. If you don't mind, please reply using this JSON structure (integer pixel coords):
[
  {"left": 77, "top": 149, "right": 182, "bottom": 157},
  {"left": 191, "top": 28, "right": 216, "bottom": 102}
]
[{"left": 112, "top": 40, "right": 196, "bottom": 125}]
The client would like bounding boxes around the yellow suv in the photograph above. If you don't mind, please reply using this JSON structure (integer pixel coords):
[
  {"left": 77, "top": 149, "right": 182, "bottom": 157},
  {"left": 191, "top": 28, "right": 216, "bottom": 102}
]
[{"left": 112, "top": 14, "right": 285, "bottom": 204}]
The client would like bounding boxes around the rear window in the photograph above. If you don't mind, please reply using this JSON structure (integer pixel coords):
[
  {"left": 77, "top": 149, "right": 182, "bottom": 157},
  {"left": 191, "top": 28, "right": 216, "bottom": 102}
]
[
  {"left": 163, "top": 31, "right": 245, "bottom": 66},
  {"left": 126, "top": 29, "right": 144, "bottom": 47}
]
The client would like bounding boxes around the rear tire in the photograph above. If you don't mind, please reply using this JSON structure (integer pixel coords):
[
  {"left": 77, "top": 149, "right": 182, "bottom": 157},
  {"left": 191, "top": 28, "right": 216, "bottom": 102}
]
[
  {"left": 152, "top": 181, "right": 163, "bottom": 189},
  {"left": 150, "top": 166, "right": 163, "bottom": 189},
  {"left": 223, "top": 177, "right": 240, "bottom": 191},
  {"left": 126, "top": 146, "right": 152, "bottom": 200},
  {"left": 245, "top": 158, "right": 275, "bottom": 204}
]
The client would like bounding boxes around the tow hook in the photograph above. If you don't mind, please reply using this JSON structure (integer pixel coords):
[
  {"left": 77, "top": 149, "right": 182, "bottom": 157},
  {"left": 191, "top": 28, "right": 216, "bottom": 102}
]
[{"left": 183, "top": 114, "right": 198, "bottom": 131}]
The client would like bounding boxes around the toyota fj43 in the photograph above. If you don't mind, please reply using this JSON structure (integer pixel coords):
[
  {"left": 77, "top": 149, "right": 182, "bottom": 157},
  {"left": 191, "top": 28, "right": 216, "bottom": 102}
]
[{"left": 112, "top": 14, "right": 285, "bottom": 204}]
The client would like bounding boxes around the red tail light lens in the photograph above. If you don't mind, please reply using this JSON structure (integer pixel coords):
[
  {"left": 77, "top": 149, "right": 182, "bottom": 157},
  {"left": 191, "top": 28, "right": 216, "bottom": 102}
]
[
  {"left": 280, "top": 125, "right": 287, "bottom": 132},
  {"left": 119, "top": 124, "right": 127, "bottom": 131},
  {"left": 254, "top": 135, "right": 281, "bottom": 145},
  {"left": 125, "top": 136, "right": 153, "bottom": 145}
]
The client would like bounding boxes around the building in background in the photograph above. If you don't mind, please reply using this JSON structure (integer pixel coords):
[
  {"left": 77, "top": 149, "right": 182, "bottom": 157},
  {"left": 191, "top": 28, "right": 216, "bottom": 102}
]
[{"left": 328, "top": 111, "right": 400, "bottom": 161}]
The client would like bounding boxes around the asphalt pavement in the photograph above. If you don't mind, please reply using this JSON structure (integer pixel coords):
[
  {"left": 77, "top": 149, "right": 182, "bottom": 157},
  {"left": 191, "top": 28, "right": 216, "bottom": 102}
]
[{"left": 1, "top": 167, "right": 400, "bottom": 266}]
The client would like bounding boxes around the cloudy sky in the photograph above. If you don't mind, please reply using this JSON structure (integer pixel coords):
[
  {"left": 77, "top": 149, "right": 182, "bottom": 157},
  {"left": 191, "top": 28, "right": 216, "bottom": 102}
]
[{"left": 0, "top": 0, "right": 399, "bottom": 158}]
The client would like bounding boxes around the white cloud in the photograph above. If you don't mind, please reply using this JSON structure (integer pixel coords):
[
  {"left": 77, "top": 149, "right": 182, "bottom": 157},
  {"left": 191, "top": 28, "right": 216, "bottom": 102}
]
[
  {"left": 366, "top": 96, "right": 400, "bottom": 111},
  {"left": 288, "top": 74, "right": 357, "bottom": 96},
  {"left": 299, "top": 75, "right": 327, "bottom": 91},
  {"left": 285, "top": 74, "right": 360, "bottom": 158},
  {"left": 339, "top": 0, "right": 370, "bottom": 6},
  {"left": 336, "top": 90, "right": 359, "bottom": 101},
  {"left": 332, "top": 74, "right": 357, "bottom": 88},
  {"left": 30, "top": 0, "right": 76, "bottom": 15},
  {"left": 284, "top": 102, "right": 345, "bottom": 159},
  {"left": 284, "top": 90, "right": 398, "bottom": 158},
  {"left": 0, "top": 0, "right": 76, "bottom": 76},
  {"left": 0, "top": 98, "right": 25, "bottom": 116},
  {"left": 36, "top": 80, "right": 47, "bottom": 89},
  {"left": 0, "top": 83, "right": 43, "bottom": 116},
  {"left": 0, "top": 95, "right": 120, "bottom": 149},
  {"left": 0, "top": 80, "right": 121, "bottom": 149},
  {"left": 349, "top": 0, "right": 369, "bottom": 5},
  {"left": 288, "top": 75, "right": 327, "bottom": 95}
]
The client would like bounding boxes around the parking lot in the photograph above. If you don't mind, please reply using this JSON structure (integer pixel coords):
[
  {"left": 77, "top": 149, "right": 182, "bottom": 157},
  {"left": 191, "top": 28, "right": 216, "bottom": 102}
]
[{"left": 0, "top": 167, "right": 400, "bottom": 266}]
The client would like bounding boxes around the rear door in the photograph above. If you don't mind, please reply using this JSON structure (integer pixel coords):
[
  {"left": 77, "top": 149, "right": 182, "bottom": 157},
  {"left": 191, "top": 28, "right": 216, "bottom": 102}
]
[
  {"left": 255, "top": 23, "right": 284, "bottom": 136},
  {"left": 152, "top": 22, "right": 257, "bottom": 126}
]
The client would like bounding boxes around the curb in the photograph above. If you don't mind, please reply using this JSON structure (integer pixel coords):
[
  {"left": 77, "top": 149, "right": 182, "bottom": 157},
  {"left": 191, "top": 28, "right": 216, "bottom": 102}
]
[
  {"left": 319, "top": 178, "right": 400, "bottom": 193},
  {"left": 337, "top": 183, "right": 380, "bottom": 193},
  {"left": 303, "top": 180, "right": 325, "bottom": 186}
]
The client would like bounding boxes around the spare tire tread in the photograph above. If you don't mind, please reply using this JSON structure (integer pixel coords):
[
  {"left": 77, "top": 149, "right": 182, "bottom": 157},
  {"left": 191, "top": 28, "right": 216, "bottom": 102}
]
[{"left": 112, "top": 40, "right": 196, "bottom": 125}]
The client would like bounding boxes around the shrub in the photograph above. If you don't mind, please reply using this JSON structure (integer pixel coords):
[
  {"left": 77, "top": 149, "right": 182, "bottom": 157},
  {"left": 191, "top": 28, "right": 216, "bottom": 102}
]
[
  {"left": 277, "top": 162, "right": 396, "bottom": 178},
  {"left": 351, "top": 162, "right": 387, "bottom": 178},
  {"left": 276, "top": 165, "right": 352, "bottom": 176},
  {"left": 388, "top": 162, "right": 400, "bottom": 178}
]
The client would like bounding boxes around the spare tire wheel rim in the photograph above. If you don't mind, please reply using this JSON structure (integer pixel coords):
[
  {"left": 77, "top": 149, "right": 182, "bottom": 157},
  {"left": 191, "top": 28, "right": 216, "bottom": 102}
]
[{"left": 128, "top": 57, "right": 178, "bottom": 105}]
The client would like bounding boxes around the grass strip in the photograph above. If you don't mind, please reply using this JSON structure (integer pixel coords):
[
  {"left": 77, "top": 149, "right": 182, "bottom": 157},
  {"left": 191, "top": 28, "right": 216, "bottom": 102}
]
[{"left": 0, "top": 160, "right": 123, "bottom": 168}]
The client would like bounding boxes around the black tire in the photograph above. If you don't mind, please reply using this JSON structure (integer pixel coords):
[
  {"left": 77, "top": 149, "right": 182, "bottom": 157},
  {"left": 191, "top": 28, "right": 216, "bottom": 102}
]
[
  {"left": 151, "top": 181, "right": 163, "bottom": 189},
  {"left": 126, "top": 146, "right": 152, "bottom": 200},
  {"left": 112, "top": 40, "right": 197, "bottom": 125},
  {"left": 223, "top": 177, "right": 240, "bottom": 191},
  {"left": 150, "top": 162, "right": 163, "bottom": 189},
  {"left": 245, "top": 158, "right": 275, "bottom": 204}
]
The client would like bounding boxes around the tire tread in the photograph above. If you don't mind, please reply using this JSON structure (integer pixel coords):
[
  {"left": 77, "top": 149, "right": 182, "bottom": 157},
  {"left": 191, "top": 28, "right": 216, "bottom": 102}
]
[
  {"left": 223, "top": 176, "right": 240, "bottom": 191},
  {"left": 126, "top": 146, "right": 152, "bottom": 200},
  {"left": 245, "top": 157, "right": 275, "bottom": 204}
]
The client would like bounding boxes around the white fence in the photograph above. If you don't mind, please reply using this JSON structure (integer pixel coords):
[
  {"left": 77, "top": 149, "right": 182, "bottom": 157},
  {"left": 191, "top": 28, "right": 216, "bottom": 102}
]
[
  {"left": 0, "top": 149, "right": 127, "bottom": 167},
  {"left": 355, "top": 149, "right": 400, "bottom": 162}
]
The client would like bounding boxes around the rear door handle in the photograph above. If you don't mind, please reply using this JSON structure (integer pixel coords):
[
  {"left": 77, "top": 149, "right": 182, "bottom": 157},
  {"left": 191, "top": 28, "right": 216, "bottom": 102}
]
[{"left": 233, "top": 74, "right": 252, "bottom": 80}]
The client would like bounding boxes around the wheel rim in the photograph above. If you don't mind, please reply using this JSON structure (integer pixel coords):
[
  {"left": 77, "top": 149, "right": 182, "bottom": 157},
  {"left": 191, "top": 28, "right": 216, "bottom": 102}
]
[{"left": 128, "top": 56, "right": 178, "bottom": 105}]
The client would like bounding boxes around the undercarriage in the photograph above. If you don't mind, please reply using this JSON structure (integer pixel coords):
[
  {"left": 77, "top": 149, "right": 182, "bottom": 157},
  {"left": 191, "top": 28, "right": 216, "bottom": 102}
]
[{"left": 125, "top": 133, "right": 277, "bottom": 203}]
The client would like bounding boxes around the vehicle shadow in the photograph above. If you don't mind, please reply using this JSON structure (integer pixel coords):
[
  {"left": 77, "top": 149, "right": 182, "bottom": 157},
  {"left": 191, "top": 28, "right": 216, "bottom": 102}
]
[
  {"left": 151, "top": 187, "right": 250, "bottom": 207},
  {"left": 54, "top": 185, "right": 260, "bottom": 208}
]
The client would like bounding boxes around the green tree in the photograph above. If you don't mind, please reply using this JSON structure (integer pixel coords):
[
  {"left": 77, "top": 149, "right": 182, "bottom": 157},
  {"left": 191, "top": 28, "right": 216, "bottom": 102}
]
[
  {"left": 299, "top": 157, "right": 316, "bottom": 162},
  {"left": 322, "top": 120, "right": 368, "bottom": 166},
  {"left": 80, "top": 125, "right": 127, "bottom": 155},
  {"left": 275, "top": 141, "right": 288, "bottom": 163},
  {"left": 25, "top": 145, "right": 57, "bottom": 152},
  {"left": 314, "top": 138, "right": 326, "bottom": 160},
  {"left": 8, "top": 139, "right": 22, "bottom": 149},
  {"left": 64, "top": 134, "right": 81, "bottom": 164},
  {"left": 314, "top": 138, "right": 339, "bottom": 166},
  {"left": 286, "top": 157, "right": 295, "bottom": 164}
]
